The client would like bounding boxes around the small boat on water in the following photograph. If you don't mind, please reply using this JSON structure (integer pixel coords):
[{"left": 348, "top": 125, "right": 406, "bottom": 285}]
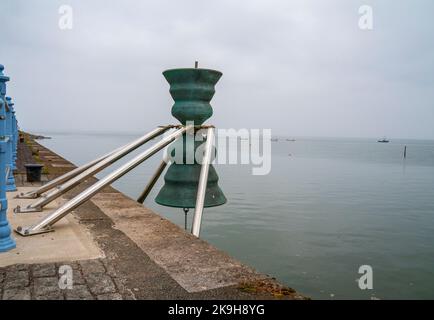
[
  {"left": 271, "top": 138, "right": 278, "bottom": 142},
  {"left": 286, "top": 138, "right": 296, "bottom": 142},
  {"left": 377, "top": 137, "right": 390, "bottom": 143}
]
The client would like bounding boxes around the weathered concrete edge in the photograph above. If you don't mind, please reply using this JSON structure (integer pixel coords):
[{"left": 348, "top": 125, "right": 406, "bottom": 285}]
[{"left": 22, "top": 134, "right": 307, "bottom": 300}]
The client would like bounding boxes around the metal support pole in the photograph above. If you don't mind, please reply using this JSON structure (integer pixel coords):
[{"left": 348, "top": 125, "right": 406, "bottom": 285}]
[
  {"left": 137, "top": 153, "right": 169, "bottom": 204},
  {"left": 0, "top": 64, "right": 15, "bottom": 252},
  {"left": 16, "top": 126, "right": 190, "bottom": 236},
  {"left": 191, "top": 128, "right": 214, "bottom": 237},
  {"left": 16, "top": 144, "right": 123, "bottom": 199},
  {"left": 14, "top": 126, "right": 170, "bottom": 213}
]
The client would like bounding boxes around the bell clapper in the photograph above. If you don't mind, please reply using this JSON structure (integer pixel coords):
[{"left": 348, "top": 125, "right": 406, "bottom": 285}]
[{"left": 183, "top": 208, "right": 189, "bottom": 230}]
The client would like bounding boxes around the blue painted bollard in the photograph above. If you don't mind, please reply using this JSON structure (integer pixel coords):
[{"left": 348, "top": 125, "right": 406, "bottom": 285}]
[
  {"left": 14, "top": 112, "right": 18, "bottom": 168},
  {"left": 7, "top": 97, "right": 17, "bottom": 170},
  {"left": 12, "top": 114, "right": 18, "bottom": 170},
  {"left": 1, "top": 73, "right": 17, "bottom": 191},
  {"left": 0, "top": 64, "right": 16, "bottom": 252}
]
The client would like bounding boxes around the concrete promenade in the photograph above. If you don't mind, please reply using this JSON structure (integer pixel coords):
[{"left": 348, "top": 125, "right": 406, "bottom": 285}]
[{"left": 0, "top": 133, "right": 305, "bottom": 300}]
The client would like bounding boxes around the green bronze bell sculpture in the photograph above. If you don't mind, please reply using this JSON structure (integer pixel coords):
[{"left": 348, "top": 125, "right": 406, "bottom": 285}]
[
  {"left": 155, "top": 67, "right": 227, "bottom": 209},
  {"left": 14, "top": 65, "right": 223, "bottom": 238}
]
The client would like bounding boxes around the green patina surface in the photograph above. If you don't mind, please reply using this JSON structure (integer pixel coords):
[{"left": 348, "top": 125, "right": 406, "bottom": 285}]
[{"left": 155, "top": 68, "right": 226, "bottom": 208}]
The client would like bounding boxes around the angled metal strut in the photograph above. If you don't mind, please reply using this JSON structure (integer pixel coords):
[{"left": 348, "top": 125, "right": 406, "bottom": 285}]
[
  {"left": 191, "top": 127, "right": 214, "bottom": 237},
  {"left": 14, "top": 126, "right": 170, "bottom": 213},
  {"left": 136, "top": 127, "right": 216, "bottom": 237},
  {"left": 136, "top": 152, "right": 170, "bottom": 204},
  {"left": 15, "top": 126, "right": 190, "bottom": 236},
  {"left": 16, "top": 146, "right": 123, "bottom": 199}
]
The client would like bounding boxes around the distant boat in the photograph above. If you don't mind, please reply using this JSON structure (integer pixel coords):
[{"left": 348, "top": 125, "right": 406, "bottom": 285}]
[
  {"left": 286, "top": 138, "right": 296, "bottom": 142},
  {"left": 271, "top": 138, "right": 278, "bottom": 142},
  {"left": 377, "top": 137, "right": 390, "bottom": 143}
]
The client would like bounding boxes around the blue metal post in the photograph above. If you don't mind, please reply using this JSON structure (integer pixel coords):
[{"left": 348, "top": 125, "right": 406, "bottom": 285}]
[
  {"left": 6, "top": 97, "right": 17, "bottom": 170},
  {"left": 14, "top": 114, "right": 18, "bottom": 170},
  {"left": 2, "top": 72, "right": 17, "bottom": 191},
  {"left": 13, "top": 113, "right": 18, "bottom": 170},
  {"left": 0, "top": 64, "right": 16, "bottom": 252}
]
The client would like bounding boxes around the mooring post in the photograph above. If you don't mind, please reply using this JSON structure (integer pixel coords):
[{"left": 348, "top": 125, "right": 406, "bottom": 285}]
[
  {"left": 0, "top": 64, "right": 16, "bottom": 252},
  {"left": 404, "top": 145, "right": 407, "bottom": 159}
]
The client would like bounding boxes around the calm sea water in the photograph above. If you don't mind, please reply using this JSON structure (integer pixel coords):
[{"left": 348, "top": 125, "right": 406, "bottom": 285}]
[{"left": 37, "top": 132, "right": 434, "bottom": 299}]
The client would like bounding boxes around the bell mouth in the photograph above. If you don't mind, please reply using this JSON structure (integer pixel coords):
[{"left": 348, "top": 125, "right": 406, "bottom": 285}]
[
  {"left": 155, "top": 198, "right": 227, "bottom": 209},
  {"left": 155, "top": 178, "right": 227, "bottom": 209},
  {"left": 155, "top": 164, "right": 227, "bottom": 209}
]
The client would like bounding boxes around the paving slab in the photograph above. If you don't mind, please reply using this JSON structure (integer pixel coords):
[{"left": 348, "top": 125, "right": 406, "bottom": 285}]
[{"left": 0, "top": 187, "right": 104, "bottom": 267}]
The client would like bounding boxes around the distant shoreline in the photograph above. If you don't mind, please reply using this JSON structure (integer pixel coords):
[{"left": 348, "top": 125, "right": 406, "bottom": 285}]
[{"left": 24, "top": 132, "right": 51, "bottom": 140}]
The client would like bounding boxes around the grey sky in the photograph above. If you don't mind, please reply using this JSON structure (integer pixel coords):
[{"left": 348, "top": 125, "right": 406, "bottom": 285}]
[{"left": 1, "top": 0, "right": 433, "bottom": 139}]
